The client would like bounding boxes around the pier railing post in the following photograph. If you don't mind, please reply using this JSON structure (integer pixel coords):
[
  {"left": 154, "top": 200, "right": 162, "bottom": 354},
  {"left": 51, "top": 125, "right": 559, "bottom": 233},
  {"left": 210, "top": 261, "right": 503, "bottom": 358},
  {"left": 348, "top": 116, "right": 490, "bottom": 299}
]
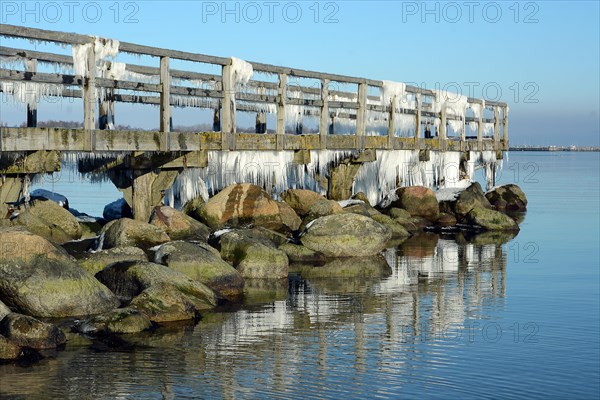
[
  {"left": 276, "top": 73, "right": 287, "bottom": 150},
  {"left": 221, "top": 64, "right": 234, "bottom": 150},
  {"left": 356, "top": 82, "right": 367, "bottom": 149},
  {"left": 503, "top": 106, "right": 509, "bottom": 150},
  {"left": 477, "top": 102, "right": 484, "bottom": 151},
  {"left": 493, "top": 105, "right": 500, "bottom": 148},
  {"left": 26, "top": 59, "right": 37, "bottom": 128},
  {"left": 415, "top": 93, "right": 421, "bottom": 147},
  {"left": 387, "top": 95, "right": 396, "bottom": 149},
  {"left": 460, "top": 103, "right": 467, "bottom": 151},
  {"left": 320, "top": 78, "right": 329, "bottom": 149},
  {"left": 159, "top": 56, "right": 171, "bottom": 151},
  {"left": 83, "top": 44, "right": 96, "bottom": 131},
  {"left": 439, "top": 96, "right": 447, "bottom": 151}
]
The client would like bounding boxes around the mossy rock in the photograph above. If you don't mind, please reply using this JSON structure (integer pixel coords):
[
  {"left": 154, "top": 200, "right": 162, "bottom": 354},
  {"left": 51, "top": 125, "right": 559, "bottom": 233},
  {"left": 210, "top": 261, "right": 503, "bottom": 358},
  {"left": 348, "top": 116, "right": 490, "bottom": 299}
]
[
  {"left": 75, "top": 307, "right": 152, "bottom": 335},
  {"left": 466, "top": 207, "right": 520, "bottom": 231}
]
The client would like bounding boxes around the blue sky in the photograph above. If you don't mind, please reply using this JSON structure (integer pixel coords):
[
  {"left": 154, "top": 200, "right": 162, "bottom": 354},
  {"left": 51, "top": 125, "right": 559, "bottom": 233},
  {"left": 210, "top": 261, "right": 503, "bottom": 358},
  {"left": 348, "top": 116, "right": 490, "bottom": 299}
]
[{"left": 1, "top": 0, "right": 599, "bottom": 146}]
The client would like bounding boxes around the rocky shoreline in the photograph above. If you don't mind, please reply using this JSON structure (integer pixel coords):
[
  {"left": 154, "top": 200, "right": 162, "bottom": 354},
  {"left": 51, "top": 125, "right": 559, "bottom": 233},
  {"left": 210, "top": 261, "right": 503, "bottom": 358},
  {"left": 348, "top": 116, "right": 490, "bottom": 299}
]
[{"left": 0, "top": 182, "right": 526, "bottom": 362}]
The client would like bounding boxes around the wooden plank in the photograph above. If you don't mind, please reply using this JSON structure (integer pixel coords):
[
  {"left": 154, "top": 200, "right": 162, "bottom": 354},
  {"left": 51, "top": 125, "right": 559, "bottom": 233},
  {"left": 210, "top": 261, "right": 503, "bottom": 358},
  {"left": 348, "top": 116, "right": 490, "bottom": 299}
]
[
  {"left": 118, "top": 41, "right": 229, "bottom": 65},
  {"left": 0, "top": 24, "right": 92, "bottom": 45}
]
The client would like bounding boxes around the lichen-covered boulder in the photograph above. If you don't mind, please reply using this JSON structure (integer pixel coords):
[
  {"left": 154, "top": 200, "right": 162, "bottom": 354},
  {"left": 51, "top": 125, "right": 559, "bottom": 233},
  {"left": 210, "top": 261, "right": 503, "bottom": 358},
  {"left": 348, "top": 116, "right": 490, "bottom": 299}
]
[
  {"left": 18, "top": 198, "right": 81, "bottom": 242},
  {"left": 149, "top": 206, "right": 210, "bottom": 240},
  {"left": 101, "top": 218, "right": 170, "bottom": 250},
  {"left": 281, "top": 189, "right": 327, "bottom": 217},
  {"left": 279, "top": 242, "right": 326, "bottom": 263},
  {"left": 153, "top": 241, "right": 244, "bottom": 299},
  {"left": 301, "top": 214, "right": 392, "bottom": 257},
  {"left": 75, "top": 307, "right": 152, "bottom": 335},
  {"left": 0, "top": 313, "right": 66, "bottom": 350},
  {"left": 485, "top": 184, "right": 528, "bottom": 211},
  {"left": 0, "top": 227, "right": 71, "bottom": 262},
  {"left": 390, "top": 186, "right": 439, "bottom": 221},
  {"left": 219, "top": 230, "right": 289, "bottom": 279},
  {"left": 466, "top": 207, "right": 520, "bottom": 231},
  {"left": 370, "top": 213, "right": 411, "bottom": 238},
  {"left": 78, "top": 246, "right": 148, "bottom": 275},
  {"left": 95, "top": 261, "right": 217, "bottom": 322},
  {"left": 201, "top": 183, "right": 282, "bottom": 230},
  {"left": 10, "top": 211, "right": 73, "bottom": 244}
]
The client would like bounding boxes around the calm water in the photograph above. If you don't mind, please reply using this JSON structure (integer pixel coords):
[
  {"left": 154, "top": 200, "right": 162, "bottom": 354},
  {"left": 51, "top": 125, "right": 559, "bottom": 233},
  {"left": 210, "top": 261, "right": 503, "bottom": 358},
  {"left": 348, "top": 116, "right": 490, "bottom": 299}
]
[{"left": 1, "top": 152, "right": 599, "bottom": 399}]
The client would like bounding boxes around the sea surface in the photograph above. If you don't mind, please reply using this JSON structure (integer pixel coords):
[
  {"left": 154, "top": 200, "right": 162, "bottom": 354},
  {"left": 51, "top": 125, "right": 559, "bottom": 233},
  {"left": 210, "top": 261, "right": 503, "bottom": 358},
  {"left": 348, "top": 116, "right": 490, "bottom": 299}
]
[{"left": 1, "top": 151, "right": 599, "bottom": 399}]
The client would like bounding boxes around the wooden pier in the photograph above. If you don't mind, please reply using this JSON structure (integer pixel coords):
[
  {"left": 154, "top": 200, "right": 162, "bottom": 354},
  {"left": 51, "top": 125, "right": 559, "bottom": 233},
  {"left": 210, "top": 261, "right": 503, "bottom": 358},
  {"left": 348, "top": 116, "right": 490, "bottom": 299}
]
[{"left": 0, "top": 24, "right": 509, "bottom": 220}]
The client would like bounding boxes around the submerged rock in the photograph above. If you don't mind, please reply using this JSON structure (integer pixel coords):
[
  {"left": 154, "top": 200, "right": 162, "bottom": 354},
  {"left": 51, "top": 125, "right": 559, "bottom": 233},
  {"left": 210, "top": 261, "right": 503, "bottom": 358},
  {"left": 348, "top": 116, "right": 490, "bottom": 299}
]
[
  {"left": 389, "top": 186, "right": 439, "bottom": 221},
  {"left": 0, "top": 335, "right": 22, "bottom": 360},
  {"left": 75, "top": 307, "right": 152, "bottom": 335},
  {"left": 300, "top": 213, "right": 392, "bottom": 257},
  {"left": 466, "top": 207, "right": 520, "bottom": 231},
  {"left": 153, "top": 241, "right": 244, "bottom": 299},
  {"left": 149, "top": 205, "right": 210, "bottom": 240},
  {"left": 291, "top": 256, "right": 392, "bottom": 279},
  {"left": 485, "top": 184, "right": 528, "bottom": 211},
  {"left": 219, "top": 230, "right": 289, "bottom": 279},
  {"left": 101, "top": 218, "right": 170, "bottom": 250},
  {"left": 0, "top": 313, "right": 66, "bottom": 350}
]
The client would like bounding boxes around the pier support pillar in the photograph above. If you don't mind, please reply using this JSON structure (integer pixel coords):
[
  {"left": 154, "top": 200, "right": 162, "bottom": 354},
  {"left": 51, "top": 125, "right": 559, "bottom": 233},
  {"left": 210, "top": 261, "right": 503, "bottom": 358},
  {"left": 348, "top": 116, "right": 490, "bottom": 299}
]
[{"left": 0, "top": 177, "right": 23, "bottom": 217}]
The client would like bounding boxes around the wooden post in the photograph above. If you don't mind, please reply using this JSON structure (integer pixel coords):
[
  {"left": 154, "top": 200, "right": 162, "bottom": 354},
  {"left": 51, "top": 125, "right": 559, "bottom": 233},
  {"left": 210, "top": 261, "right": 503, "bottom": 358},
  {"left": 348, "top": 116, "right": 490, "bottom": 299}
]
[
  {"left": 25, "top": 59, "right": 37, "bottom": 128},
  {"left": 503, "top": 106, "right": 509, "bottom": 150},
  {"left": 276, "top": 73, "right": 287, "bottom": 150},
  {"left": 439, "top": 102, "right": 447, "bottom": 151},
  {"left": 83, "top": 44, "right": 96, "bottom": 130},
  {"left": 159, "top": 56, "right": 171, "bottom": 151},
  {"left": 477, "top": 102, "right": 484, "bottom": 151},
  {"left": 319, "top": 78, "right": 329, "bottom": 149},
  {"left": 387, "top": 95, "right": 396, "bottom": 149},
  {"left": 356, "top": 82, "right": 367, "bottom": 149},
  {"left": 493, "top": 105, "right": 500, "bottom": 147},
  {"left": 415, "top": 93, "right": 421, "bottom": 144},
  {"left": 221, "top": 65, "right": 234, "bottom": 150},
  {"left": 460, "top": 103, "right": 467, "bottom": 151}
]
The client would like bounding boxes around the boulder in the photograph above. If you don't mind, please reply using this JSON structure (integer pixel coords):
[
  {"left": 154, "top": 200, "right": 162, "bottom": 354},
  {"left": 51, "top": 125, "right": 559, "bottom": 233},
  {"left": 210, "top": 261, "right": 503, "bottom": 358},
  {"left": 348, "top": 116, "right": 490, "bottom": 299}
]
[
  {"left": 249, "top": 227, "right": 289, "bottom": 247},
  {"left": 219, "top": 230, "right": 289, "bottom": 279},
  {"left": 300, "top": 213, "right": 392, "bottom": 257},
  {"left": 149, "top": 205, "right": 210, "bottom": 240},
  {"left": 101, "top": 218, "right": 170, "bottom": 250},
  {"left": 440, "top": 182, "right": 492, "bottom": 218},
  {"left": 390, "top": 186, "right": 439, "bottom": 220},
  {"left": 78, "top": 246, "right": 148, "bottom": 275},
  {"left": 0, "top": 313, "right": 66, "bottom": 349},
  {"left": 10, "top": 211, "right": 73, "bottom": 244},
  {"left": 277, "top": 201, "right": 302, "bottom": 232},
  {"left": 95, "top": 261, "right": 217, "bottom": 321},
  {"left": 103, "top": 198, "right": 132, "bottom": 222},
  {"left": 342, "top": 203, "right": 372, "bottom": 217},
  {"left": 182, "top": 197, "right": 206, "bottom": 222},
  {"left": 466, "top": 207, "right": 520, "bottom": 231},
  {"left": 19, "top": 198, "right": 81, "bottom": 241},
  {"left": 75, "top": 307, "right": 152, "bottom": 335},
  {"left": 370, "top": 213, "right": 411, "bottom": 238},
  {"left": 291, "top": 256, "right": 392, "bottom": 279},
  {"left": 351, "top": 192, "right": 371, "bottom": 205},
  {"left": 0, "top": 227, "right": 71, "bottom": 263},
  {"left": 301, "top": 199, "right": 344, "bottom": 229},
  {"left": 485, "top": 184, "right": 528, "bottom": 211},
  {"left": 153, "top": 241, "right": 244, "bottom": 299},
  {"left": 436, "top": 213, "right": 457, "bottom": 228},
  {"left": 281, "top": 189, "right": 326, "bottom": 217},
  {"left": 388, "top": 207, "right": 412, "bottom": 220},
  {"left": 279, "top": 242, "right": 326, "bottom": 263},
  {"left": 29, "top": 189, "right": 69, "bottom": 208},
  {"left": 0, "top": 335, "right": 22, "bottom": 360},
  {"left": 0, "top": 255, "right": 119, "bottom": 318},
  {"left": 0, "top": 299, "right": 11, "bottom": 321},
  {"left": 201, "top": 183, "right": 282, "bottom": 230}
]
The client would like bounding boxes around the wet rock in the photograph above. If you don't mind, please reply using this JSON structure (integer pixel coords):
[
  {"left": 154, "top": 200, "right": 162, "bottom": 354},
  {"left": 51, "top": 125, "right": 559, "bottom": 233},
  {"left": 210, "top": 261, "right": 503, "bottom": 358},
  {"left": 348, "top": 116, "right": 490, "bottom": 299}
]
[
  {"left": 78, "top": 246, "right": 148, "bottom": 275},
  {"left": 301, "top": 213, "right": 392, "bottom": 257},
  {"left": 96, "top": 261, "right": 217, "bottom": 322},
  {"left": 103, "top": 198, "right": 132, "bottom": 222},
  {"left": 243, "top": 278, "right": 288, "bottom": 305},
  {"left": 485, "top": 184, "right": 528, "bottom": 211},
  {"left": 153, "top": 241, "right": 244, "bottom": 299},
  {"left": 101, "top": 218, "right": 170, "bottom": 250},
  {"left": 201, "top": 183, "right": 282, "bottom": 230},
  {"left": 466, "top": 207, "right": 520, "bottom": 231},
  {"left": 0, "top": 313, "right": 66, "bottom": 349},
  {"left": 279, "top": 242, "right": 326, "bottom": 263},
  {"left": 281, "top": 189, "right": 326, "bottom": 217},
  {"left": 0, "top": 335, "right": 22, "bottom": 360},
  {"left": 75, "top": 307, "right": 152, "bottom": 335},
  {"left": 398, "top": 233, "right": 439, "bottom": 258},
  {"left": 290, "top": 256, "right": 392, "bottom": 279},
  {"left": 389, "top": 186, "right": 439, "bottom": 221},
  {"left": 219, "top": 230, "right": 289, "bottom": 279},
  {"left": 0, "top": 299, "right": 11, "bottom": 321},
  {"left": 436, "top": 213, "right": 457, "bottom": 228},
  {"left": 149, "top": 205, "right": 210, "bottom": 240}
]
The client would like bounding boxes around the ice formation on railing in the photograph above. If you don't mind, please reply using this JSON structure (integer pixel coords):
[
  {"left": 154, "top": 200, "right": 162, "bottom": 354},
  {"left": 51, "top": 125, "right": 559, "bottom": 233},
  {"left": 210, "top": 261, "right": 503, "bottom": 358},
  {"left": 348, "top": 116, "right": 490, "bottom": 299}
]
[
  {"left": 433, "top": 90, "right": 468, "bottom": 133},
  {"left": 0, "top": 81, "right": 63, "bottom": 108},
  {"left": 72, "top": 36, "right": 120, "bottom": 77}
]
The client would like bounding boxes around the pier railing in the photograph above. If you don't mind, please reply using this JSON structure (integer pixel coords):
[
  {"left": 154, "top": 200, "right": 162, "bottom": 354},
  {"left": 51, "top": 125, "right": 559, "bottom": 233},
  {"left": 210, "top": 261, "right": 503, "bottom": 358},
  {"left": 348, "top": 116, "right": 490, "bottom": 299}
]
[{"left": 0, "top": 24, "right": 508, "bottom": 153}]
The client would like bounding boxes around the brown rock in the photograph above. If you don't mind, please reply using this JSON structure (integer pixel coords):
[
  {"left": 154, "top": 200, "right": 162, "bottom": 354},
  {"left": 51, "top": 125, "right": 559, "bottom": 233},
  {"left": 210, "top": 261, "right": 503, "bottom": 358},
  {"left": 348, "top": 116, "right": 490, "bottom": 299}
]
[
  {"left": 277, "top": 201, "right": 302, "bottom": 232},
  {"left": 0, "top": 313, "right": 66, "bottom": 350},
  {"left": 101, "top": 218, "right": 170, "bottom": 250},
  {"left": 485, "top": 184, "right": 528, "bottom": 211},
  {"left": 281, "top": 189, "right": 326, "bottom": 217},
  {"left": 149, "top": 205, "right": 210, "bottom": 240},
  {"left": 392, "top": 186, "right": 440, "bottom": 220}
]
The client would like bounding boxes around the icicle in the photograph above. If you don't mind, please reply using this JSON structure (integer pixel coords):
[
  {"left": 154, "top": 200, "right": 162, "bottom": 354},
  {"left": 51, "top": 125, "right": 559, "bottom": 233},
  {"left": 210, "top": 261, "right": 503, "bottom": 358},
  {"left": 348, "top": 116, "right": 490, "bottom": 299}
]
[{"left": 0, "top": 81, "right": 63, "bottom": 108}]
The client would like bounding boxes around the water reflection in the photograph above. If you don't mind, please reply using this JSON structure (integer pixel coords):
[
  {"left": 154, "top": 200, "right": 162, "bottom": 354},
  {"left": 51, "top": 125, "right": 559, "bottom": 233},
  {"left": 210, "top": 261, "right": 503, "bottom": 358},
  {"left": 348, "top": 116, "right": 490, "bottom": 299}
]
[{"left": 0, "top": 232, "right": 514, "bottom": 399}]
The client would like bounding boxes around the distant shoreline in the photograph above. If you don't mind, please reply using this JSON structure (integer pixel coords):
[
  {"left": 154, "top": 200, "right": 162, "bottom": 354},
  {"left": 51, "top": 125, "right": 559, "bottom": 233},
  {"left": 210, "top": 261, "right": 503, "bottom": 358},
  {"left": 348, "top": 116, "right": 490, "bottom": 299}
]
[{"left": 509, "top": 146, "right": 600, "bottom": 152}]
